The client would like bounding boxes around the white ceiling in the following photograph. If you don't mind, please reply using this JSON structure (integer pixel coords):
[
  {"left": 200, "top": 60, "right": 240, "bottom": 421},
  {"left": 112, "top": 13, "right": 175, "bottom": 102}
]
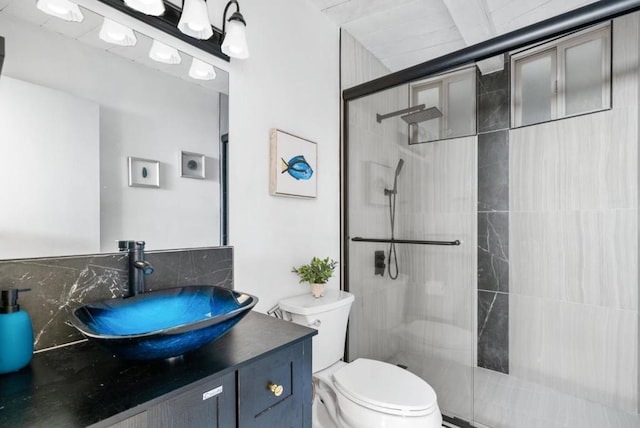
[{"left": 311, "top": 0, "right": 600, "bottom": 72}]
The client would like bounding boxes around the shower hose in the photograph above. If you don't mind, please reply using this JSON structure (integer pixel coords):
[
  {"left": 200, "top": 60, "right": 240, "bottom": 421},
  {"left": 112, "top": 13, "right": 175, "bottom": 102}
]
[{"left": 387, "top": 190, "right": 399, "bottom": 280}]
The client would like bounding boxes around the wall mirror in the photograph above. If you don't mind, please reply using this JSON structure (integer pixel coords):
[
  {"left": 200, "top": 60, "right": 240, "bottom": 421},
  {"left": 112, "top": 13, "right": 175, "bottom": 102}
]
[{"left": 0, "top": 0, "right": 229, "bottom": 259}]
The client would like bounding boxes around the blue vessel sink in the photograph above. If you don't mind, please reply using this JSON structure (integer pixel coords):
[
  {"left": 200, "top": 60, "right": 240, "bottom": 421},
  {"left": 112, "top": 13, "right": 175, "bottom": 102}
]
[{"left": 69, "top": 286, "right": 258, "bottom": 360}]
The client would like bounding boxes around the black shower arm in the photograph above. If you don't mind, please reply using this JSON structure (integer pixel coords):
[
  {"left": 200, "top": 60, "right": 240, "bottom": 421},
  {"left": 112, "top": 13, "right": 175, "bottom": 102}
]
[{"left": 376, "top": 104, "right": 425, "bottom": 123}]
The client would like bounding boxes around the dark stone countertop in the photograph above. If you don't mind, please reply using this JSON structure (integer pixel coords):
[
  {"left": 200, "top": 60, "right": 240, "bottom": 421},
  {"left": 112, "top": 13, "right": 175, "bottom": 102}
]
[{"left": 0, "top": 312, "right": 316, "bottom": 427}]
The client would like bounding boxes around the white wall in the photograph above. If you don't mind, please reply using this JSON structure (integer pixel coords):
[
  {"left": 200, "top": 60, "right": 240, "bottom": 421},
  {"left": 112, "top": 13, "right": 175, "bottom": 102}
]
[
  {"left": 227, "top": 0, "right": 340, "bottom": 311},
  {"left": 0, "top": 77, "right": 100, "bottom": 258}
]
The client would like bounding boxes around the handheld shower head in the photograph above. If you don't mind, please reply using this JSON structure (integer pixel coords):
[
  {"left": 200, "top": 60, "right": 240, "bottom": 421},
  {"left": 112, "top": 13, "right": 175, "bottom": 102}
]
[
  {"left": 395, "top": 159, "right": 404, "bottom": 177},
  {"left": 385, "top": 158, "right": 405, "bottom": 195}
]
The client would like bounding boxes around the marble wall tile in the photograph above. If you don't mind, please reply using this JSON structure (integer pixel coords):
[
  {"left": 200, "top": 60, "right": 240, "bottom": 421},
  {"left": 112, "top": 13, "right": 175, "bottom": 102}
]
[
  {"left": 0, "top": 247, "right": 233, "bottom": 350},
  {"left": 510, "top": 107, "right": 638, "bottom": 212},
  {"left": 145, "top": 247, "right": 234, "bottom": 290},
  {"left": 478, "top": 130, "right": 509, "bottom": 212},
  {"left": 510, "top": 210, "right": 637, "bottom": 310},
  {"left": 347, "top": 242, "right": 408, "bottom": 362},
  {"left": 477, "top": 89, "right": 510, "bottom": 133},
  {"left": 477, "top": 56, "right": 510, "bottom": 133},
  {"left": 509, "top": 294, "right": 638, "bottom": 413},
  {"left": 401, "top": 135, "right": 477, "bottom": 215},
  {"left": 478, "top": 212, "right": 509, "bottom": 293},
  {"left": 477, "top": 291, "right": 509, "bottom": 374}
]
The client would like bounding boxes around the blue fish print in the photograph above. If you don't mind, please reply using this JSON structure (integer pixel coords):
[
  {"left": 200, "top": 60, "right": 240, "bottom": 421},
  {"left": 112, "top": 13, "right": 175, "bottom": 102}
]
[{"left": 281, "top": 155, "right": 314, "bottom": 180}]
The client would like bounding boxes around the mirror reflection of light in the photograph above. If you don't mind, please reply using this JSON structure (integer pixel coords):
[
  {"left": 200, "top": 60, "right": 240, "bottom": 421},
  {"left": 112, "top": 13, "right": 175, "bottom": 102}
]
[
  {"left": 107, "top": 32, "right": 125, "bottom": 41},
  {"left": 149, "top": 40, "right": 182, "bottom": 65},
  {"left": 99, "top": 18, "right": 137, "bottom": 47},
  {"left": 46, "top": 4, "right": 70, "bottom": 14},
  {"left": 36, "top": 0, "right": 84, "bottom": 22},
  {"left": 189, "top": 58, "right": 216, "bottom": 81}
]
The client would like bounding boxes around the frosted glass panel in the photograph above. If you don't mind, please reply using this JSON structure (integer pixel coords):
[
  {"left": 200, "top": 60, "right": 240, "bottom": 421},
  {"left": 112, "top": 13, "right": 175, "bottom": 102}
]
[
  {"left": 519, "top": 53, "right": 553, "bottom": 126},
  {"left": 565, "top": 38, "right": 604, "bottom": 115},
  {"left": 347, "top": 83, "right": 476, "bottom": 421},
  {"left": 410, "top": 68, "right": 476, "bottom": 144},
  {"left": 413, "top": 85, "right": 441, "bottom": 143},
  {"left": 447, "top": 78, "right": 474, "bottom": 137}
]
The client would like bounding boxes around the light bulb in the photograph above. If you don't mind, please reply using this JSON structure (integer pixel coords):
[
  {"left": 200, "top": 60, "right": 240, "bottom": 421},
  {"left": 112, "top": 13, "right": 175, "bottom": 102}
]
[{"left": 178, "top": 0, "right": 213, "bottom": 40}]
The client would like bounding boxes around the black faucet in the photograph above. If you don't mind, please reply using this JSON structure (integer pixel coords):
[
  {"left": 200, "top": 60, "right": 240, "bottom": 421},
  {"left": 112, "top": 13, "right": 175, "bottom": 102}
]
[{"left": 118, "top": 241, "right": 154, "bottom": 297}]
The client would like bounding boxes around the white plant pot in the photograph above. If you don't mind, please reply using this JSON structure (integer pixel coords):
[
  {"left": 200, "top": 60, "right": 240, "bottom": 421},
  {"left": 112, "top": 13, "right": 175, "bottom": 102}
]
[{"left": 310, "top": 283, "right": 325, "bottom": 298}]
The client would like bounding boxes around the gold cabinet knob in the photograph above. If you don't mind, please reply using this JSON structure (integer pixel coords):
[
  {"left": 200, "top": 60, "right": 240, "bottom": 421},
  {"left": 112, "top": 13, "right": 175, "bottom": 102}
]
[{"left": 267, "top": 382, "right": 284, "bottom": 397}]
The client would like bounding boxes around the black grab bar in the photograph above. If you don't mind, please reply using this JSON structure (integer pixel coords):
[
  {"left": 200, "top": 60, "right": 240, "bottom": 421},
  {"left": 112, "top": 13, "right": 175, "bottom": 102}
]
[{"left": 351, "top": 237, "right": 461, "bottom": 246}]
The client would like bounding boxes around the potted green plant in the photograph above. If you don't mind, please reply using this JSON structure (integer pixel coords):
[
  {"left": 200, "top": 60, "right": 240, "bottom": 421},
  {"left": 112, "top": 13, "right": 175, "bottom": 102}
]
[{"left": 292, "top": 257, "right": 338, "bottom": 298}]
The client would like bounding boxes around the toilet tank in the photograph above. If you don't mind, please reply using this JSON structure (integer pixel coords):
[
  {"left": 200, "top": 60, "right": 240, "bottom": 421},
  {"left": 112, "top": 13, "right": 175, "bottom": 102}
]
[{"left": 279, "top": 290, "right": 354, "bottom": 373}]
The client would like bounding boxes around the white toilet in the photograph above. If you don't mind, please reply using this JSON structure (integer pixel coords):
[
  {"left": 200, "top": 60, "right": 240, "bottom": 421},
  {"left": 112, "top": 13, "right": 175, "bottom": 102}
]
[{"left": 278, "top": 290, "right": 442, "bottom": 428}]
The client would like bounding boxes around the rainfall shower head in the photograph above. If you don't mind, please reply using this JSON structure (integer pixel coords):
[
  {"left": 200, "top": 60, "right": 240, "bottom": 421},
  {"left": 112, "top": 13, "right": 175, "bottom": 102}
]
[
  {"left": 401, "top": 106, "right": 442, "bottom": 125},
  {"left": 376, "top": 104, "right": 442, "bottom": 125}
]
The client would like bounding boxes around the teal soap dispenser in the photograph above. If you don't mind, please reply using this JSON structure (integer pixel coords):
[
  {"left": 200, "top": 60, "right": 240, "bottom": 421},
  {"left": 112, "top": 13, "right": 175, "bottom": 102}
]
[{"left": 0, "top": 288, "right": 34, "bottom": 374}]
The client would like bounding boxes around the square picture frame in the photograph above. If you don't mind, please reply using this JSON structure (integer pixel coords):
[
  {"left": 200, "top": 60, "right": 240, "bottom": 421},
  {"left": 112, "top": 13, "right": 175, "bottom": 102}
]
[
  {"left": 128, "top": 157, "right": 160, "bottom": 188},
  {"left": 269, "top": 129, "right": 317, "bottom": 198},
  {"left": 180, "top": 151, "right": 206, "bottom": 179}
]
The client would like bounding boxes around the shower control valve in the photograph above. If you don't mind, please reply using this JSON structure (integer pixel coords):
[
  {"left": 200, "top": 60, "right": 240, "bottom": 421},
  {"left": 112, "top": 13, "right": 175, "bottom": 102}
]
[{"left": 374, "top": 250, "right": 385, "bottom": 276}]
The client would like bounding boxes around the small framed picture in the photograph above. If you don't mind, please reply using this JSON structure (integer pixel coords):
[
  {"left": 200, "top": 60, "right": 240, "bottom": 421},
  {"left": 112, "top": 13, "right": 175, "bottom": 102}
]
[
  {"left": 180, "top": 151, "right": 206, "bottom": 179},
  {"left": 128, "top": 157, "right": 160, "bottom": 188},
  {"left": 270, "top": 129, "right": 317, "bottom": 198}
]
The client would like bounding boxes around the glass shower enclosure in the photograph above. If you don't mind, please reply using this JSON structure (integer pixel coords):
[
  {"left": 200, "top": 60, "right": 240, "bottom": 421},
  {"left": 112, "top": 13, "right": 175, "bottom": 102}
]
[
  {"left": 345, "top": 71, "right": 478, "bottom": 422},
  {"left": 343, "top": 9, "right": 640, "bottom": 428}
]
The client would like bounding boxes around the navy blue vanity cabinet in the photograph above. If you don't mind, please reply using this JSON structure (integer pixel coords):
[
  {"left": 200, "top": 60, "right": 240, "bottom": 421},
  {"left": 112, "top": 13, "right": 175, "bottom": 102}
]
[
  {"left": 103, "top": 372, "right": 236, "bottom": 428},
  {"left": 107, "top": 339, "right": 311, "bottom": 428},
  {"left": 108, "top": 412, "right": 148, "bottom": 428},
  {"left": 237, "top": 339, "right": 312, "bottom": 428},
  {"left": 0, "top": 312, "right": 316, "bottom": 428},
  {"left": 147, "top": 372, "right": 236, "bottom": 427}
]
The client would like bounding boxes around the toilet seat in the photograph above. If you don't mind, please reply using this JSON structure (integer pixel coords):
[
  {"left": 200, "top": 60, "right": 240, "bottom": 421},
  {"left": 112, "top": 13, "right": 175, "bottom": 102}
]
[{"left": 332, "top": 358, "right": 438, "bottom": 417}]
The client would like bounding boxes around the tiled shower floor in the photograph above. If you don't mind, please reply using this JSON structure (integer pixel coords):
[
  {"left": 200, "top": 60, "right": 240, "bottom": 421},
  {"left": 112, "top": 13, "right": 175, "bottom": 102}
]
[{"left": 387, "top": 350, "right": 640, "bottom": 428}]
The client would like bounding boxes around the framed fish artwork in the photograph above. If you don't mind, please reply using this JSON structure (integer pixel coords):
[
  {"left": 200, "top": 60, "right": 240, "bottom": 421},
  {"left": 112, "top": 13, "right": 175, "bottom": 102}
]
[{"left": 270, "top": 129, "right": 318, "bottom": 198}]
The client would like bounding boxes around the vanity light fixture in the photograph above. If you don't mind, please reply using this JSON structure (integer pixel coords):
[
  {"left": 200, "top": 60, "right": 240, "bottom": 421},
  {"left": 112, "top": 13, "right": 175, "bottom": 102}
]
[
  {"left": 99, "top": 18, "right": 137, "bottom": 46},
  {"left": 221, "top": 0, "right": 248, "bottom": 59},
  {"left": 178, "top": 0, "right": 213, "bottom": 40},
  {"left": 149, "top": 40, "right": 182, "bottom": 64},
  {"left": 124, "top": 0, "right": 165, "bottom": 16},
  {"left": 36, "top": 0, "right": 84, "bottom": 22},
  {"left": 189, "top": 58, "right": 216, "bottom": 80}
]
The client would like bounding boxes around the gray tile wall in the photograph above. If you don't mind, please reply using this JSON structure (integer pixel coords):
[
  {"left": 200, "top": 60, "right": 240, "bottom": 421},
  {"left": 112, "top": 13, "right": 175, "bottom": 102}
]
[
  {"left": 476, "top": 55, "right": 510, "bottom": 374},
  {"left": 0, "top": 247, "right": 233, "bottom": 351}
]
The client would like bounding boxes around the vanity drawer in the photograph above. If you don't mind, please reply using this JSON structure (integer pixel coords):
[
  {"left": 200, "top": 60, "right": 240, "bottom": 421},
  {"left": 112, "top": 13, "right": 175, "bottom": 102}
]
[
  {"left": 237, "top": 341, "right": 307, "bottom": 427},
  {"left": 148, "top": 372, "right": 236, "bottom": 428}
]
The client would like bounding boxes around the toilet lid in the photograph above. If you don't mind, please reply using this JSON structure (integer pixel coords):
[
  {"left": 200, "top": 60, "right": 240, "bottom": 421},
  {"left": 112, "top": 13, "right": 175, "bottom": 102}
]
[{"left": 332, "top": 358, "right": 438, "bottom": 417}]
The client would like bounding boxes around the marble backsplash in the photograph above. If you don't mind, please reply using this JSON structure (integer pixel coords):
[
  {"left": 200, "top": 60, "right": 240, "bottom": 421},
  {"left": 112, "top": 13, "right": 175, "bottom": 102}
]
[{"left": 0, "top": 247, "right": 233, "bottom": 351}]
